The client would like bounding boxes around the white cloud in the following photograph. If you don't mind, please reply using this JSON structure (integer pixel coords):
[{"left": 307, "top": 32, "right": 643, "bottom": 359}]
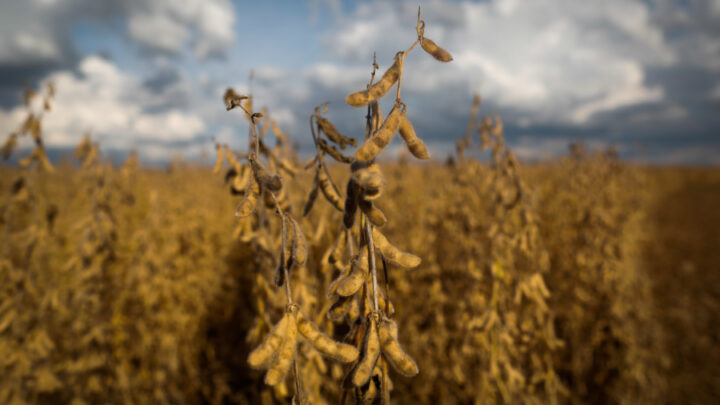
[
  {"left": 570, "top": 62, "right": 664, "bottom": 123},
  {"left": 128, "top": 12, "right": 191, "bottom": 54},
  {"left": 191, "top": 0, "right": 235, "bottom": 58},
  {"left": 0, "top": 56, "right": 207, "bottom": 152},
  {"left": 321, "top": 0, "right": 674, "bottom": 124},
  {"left": 0, "top": 0, "right": 236, "bottom": 66},
  {"left": 126, "top": 0, "right": 235, "bottom": 58},
  {"left": 303, "top": 63, "right": 368, "bottom": 89},
  {"left": 254, "top": 66, "right": 290, "bottom": 83},
  {"left": 132, "top": 111, "right": 204, "bottom": 142},
  {"left": 139, "top": 141, "right": 208, "bottom": 163}
]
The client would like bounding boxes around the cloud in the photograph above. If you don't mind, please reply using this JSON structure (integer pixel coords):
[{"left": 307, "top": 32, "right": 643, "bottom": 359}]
[
  {"left": 126, "top": 0, "right": 235, "bottom": 58},
  {"left": 0, "top": 0, "right": 81, "bottom": 105},
  {"left": 253, "top": 66, "right": 290, "bottom": 83},
  {"left": 626, "top": 104, "right": 688, "bottom": 124},
  {"left": 710, "top": 82, "right": 720, "bottom": 100},
  {"left": 568, "top": 61, "right": 664, "bottom": 123},
  {"left": 0, "top": 0, "right": 236, "bottom": 106},
  {"left": 652, "top": 0, "right": 720, "bottom": 71},
  {"left": 0, "top": 56, "right": 207, "bottom": 156},
  {"left": 322, "top": 0, "right": 674, "bottom": 125},
  {"left": 0, "top": 32, "right": 62, "bottom": 65},
  {"left": 0, "top": 1, "right": 72, "bottom": 66},
  {"left": 0, "top": 0, "right": 236, "bottom": 62}
]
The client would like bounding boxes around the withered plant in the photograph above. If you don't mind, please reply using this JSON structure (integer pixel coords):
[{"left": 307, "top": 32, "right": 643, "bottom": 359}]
[
  {"left": 0, "top": 6, "right": 705, "bottom": 405},
  {"left": 295, "top": 8, "right": 454, "bottom": 403}
]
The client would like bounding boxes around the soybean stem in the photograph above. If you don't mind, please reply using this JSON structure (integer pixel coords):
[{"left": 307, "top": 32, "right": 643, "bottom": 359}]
[
  {"left": 364, "top": 216, "right": 379, "bottom": 312},
  {"left": 272, "top": 193, "right": 293, "bottom": 306}
]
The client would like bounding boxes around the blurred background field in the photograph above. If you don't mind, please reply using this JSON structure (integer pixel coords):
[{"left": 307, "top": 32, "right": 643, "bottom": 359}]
[{"left": 1, "top": 154, "right": 718, "bottom": 404}]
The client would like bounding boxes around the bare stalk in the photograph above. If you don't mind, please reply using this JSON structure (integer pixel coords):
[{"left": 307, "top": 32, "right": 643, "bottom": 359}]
[
  {"left": 394, "top": 8, "right": 424, "bottom": 101},
  {"left": 365, "top": 52, "right": 379, "bottom": 140},
  {"left": 280, "top": 216, "right": 293, "bottom": 305},
  {"left": 270, "top": 193, "right": 302, "bottom": 400},
  {"left": 364, "top": 216, "right": 379, "bottom": 312},
  {"left": 395, "top": 51, "right": 408, "bottom": 101},
  {"left": 252, "top": 116, "right": 260, "bottom": 158}
]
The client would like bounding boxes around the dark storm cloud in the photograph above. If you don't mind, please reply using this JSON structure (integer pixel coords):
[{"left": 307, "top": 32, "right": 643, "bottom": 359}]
[
  {"left": 0, "top": 0, "right": 235, "bottom": 107},
  {"left": 143, "top": 69, "right": 182, "bottom": 93},
  {"left": 0, "top": 62, "right": 65, "bottom": 107}
]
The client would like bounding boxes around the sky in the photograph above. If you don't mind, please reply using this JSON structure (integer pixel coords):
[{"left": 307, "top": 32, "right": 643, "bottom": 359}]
[{"left": 0, "top": 0, "right": 719, "bottom": 165}]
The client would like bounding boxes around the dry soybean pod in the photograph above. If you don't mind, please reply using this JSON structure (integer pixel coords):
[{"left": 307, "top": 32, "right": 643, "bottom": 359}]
[
  {"left": 361, "top": 378, "right": 378, "bottom": 401},
  {"left": 212, "top": 144, "right": 224, "bottom": 174},
  {"left": 235, "top": 170, "right": 260, "bottom": 217},
  {"left": 352, "top": 315, "right": 381, "bottom": 387},
  {"left": 329, "top": 225, "right": 347, "bottom": 265},
  {"left": 231, "top": 165, "right": 250, "bottom": 195},
  {"left": 355, "top": 104, "right": 400, "bottom": 162},
  {"left": 318, "top": 138, "right": 353, "bottom": 163},
  {"left": 378, "top": 319, "right": 419, "bottom": 376},
  {"left": 351, "top": 161, "right": 385, "bottom": 200},
  {"left": 377, "top": 293, "right": 395, "bottom": 316},
  {"left": 347, "top": 294, "right": 361, "bottom": 323},
  {"left": 274, "top": 182, "right": 291, "bottom": 212},
  {"left": 289, "top": 217, "right": 307, "bottom": 265},
  {"left": 251, "top": 158, "right": 282, "bottom": 192},
  {"left": 248, "top": 313, "right": 290, "bottom": 368},
  {"left": 302, "top": 179, "right": 319, "bottom": 217},
  {"left": 317, "top": 167, "right": 344, "bottom": 212},
  {"left": 346, "top": 53, "right": 401, "bottom": 107},
  {"left": 328, "top": 254, "right": 355, "bottom": 298},
  {"left": 317, "top": 117, "right": 356, "bottom": 148},
  {"left": 224, "top": 145, "right": 243, "bottom": 169},
  {"left": 372, "top": 227, "right": 421, "bottom": 268},
  {"left": 275, "top": 216, "right": 293, "bottom": 286},
  {"left": 276, "top": 158, "right": 297, "bottom": 178},
  {"left": 337, "top": 248, "right": 369, "bottom": 297},
  {"left": 265, "top": 311, "right": 298, "bottom": 386},
  {"left": 303, "top": 155, "right": 318, "bottom": 170},
  {"left": 243, "top": 97, "right": 253, "bottom": 120},
  {"left": 271, "top": 120, "right": 288, "bottom": 144},
  {"left": 398, "top": 108, "right": 430, "bottom": 159},
  {"left": 328, "top": 295, "right": 351, "bottom": 322},
  {"left": 359, "top": 198, "right": 387, "bottom": 227},
  {"left": 420, "top": 37, "right": 453, "bottom": 62},
  {"left": 343, "top": 180, "right": 360, "bottom": 229},
  {"left": 274, "top": 262, "right": 285, "bottom": 288},
  {"left": 296, "top": 311, "right": 359, "bottom": 363}
]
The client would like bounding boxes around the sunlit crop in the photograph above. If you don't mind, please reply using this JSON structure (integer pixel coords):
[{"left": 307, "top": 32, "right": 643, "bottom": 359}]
[{"left": 1, "top": 8, "right": 718, "bottom": 405}]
